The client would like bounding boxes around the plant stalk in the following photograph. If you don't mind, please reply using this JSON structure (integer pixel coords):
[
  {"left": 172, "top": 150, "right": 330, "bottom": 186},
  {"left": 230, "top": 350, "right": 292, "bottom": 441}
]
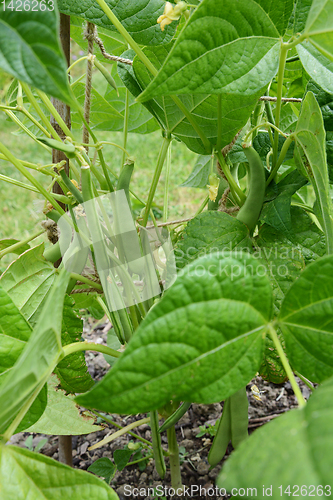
[
  {"left": 142, "top": 136, "right": 171, "bottom": 226},
  {"left": 268, "top": 325, "right": 306, "bottom": 408},
  {"left": 61, "top": 340, "right": 121, "bottom": 359},
  {"left": 167, "top": 426, "right": 183, "bottom": 491},
  {"left": 271, "top": 43, "right": 288, "bottom": 170},
  {"left": 89, "top": 417, "right": 151, "bottom": 451},
  {"left": 150, "top": 410, "right": 166, "bottom": 479},
  {"left": 0, "top": 229, "right": 45, "bottom": 259}
]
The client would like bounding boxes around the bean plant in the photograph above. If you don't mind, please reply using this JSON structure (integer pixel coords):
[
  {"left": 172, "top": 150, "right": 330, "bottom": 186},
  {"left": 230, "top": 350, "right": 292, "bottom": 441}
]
[{"left": 1, "top": 0, "right": 333, "bottom": 498}]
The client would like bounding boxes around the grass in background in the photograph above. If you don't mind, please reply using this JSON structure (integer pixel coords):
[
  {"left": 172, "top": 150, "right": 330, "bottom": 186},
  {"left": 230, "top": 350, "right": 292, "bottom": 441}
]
[{"left": 0, "top": 48, "right": 206, "bottom": 270}]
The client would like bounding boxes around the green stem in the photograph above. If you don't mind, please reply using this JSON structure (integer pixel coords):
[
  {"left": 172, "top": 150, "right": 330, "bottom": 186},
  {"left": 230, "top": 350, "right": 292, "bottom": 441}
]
[
  {"left": 172, "top": 96, "right": 211, "bottom": 153},
  {"left": 163, "top": 141, "right": 172, "bottom": 222},
  {"left": 264, "top": 99, "right": 275, "bottom": 126},
  {"left": 266, "top": 134, "right": 295, "bottom": 186},
  {"left": 215, "top": 150, "right": 246, "bottom": 204},
  {"left": 0, "top": 229, "right": 45, "bottom": 259},
  {"left": 79, "top": 149, "right": 109, "bottom": 191},
  {"left": 272, "top": 43, "right": 289, "bottom": 170},
  {"left": 81, "top": 141, "right": 131, "bottom": 157},
  {"left": 61, "top": 340, "right": 121, "bottom": 359},
  {"left": 96, "top": 296, "right": 128, "bottom": 345},
  {"left": 70, "top": 272, "right": 103, "bottom": 291},
  {"left": 36, "top": 90, "right": 75, "bottom": 140},
  {"left": 77, "top": 109, "right": 114, "bottom": 192},
  {"left": 195, "top": 194, "right": 209, "bottom": 215},
  {"left": 0, "top": 155, "right": 54, "bottom": 174},
  {"left": 20, "top": 83, "right": 61, "bottom": 140},
  {"left": 89, "top": 417, "right": 151, "bottom": 451},
  {"left": 150, "top": 410, "right": 166, "bottom": 479},
  {"left": 0, "top": 142, "right": 65, "bottom": 215},
  {"left": 251, "top": 100, "right": 265, "bottom": 140},
  {"left": 142, "top": 136, "right": 171, "bottom": 227},
  {"left": 20, "top": 107, "right": 51, "bottom": 137},
  {"left": 4, "top": 110, "right": 50, "bottom": 150},
  {"left": 67, "top": 55, "right": 89, "bottom": 73},
  {"left": 94, "top": 0, "right": 158, "bottom": 76},
  {"left": 0, "top": 173, "right": 69, "bottom": 203},
  {"left": 268, "top": 324, "right": 306, "bottom": 408},
  {"left": 243, "top": 122, "right": 287, "bottom": 145},
  {"left": 90, "top": 410, "right": 155, "bottom": 448},
  {"left": 294, "top": 371, "right": 314, "bottom": 391},
  {"left": 166, "top": 426, "right": 183, "bottom": 491},
  {"left": 121, "top": 88, "right": 130, "bottom": 171},
  {"left": 127, "top": 454, "right": 153, "bottom": 467}
]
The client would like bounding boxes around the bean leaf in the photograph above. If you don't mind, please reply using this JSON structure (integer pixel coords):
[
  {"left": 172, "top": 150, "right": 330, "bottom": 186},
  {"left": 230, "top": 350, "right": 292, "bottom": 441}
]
[
  {"left": 0, "top": 445, "right": 118, "bottom": 500},
  {"left": 137, "top": 0, "right": 286, "bottom": 102},
  {"left": 76, "top": 253, "right": 271, "bottom": 414},
  {"left": 279, "top": 254, "right": 333, "bottom": 382},
  {"left": 0, "top": 2, "right": 73, "bottom": 105},
  {"left": 58, "top": 0, "right": 177, "bottom": 46}
]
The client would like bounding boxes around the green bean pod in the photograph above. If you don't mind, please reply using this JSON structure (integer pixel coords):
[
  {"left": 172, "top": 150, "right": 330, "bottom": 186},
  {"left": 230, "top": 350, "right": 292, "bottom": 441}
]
[
  {"left": 43, "top": 240, "right": 62, "bottom": 263},
  {"left": 236, "top": 146, "right": 266, "bottom": 233},
  {"left": 159, "top": 402, "right": 191, "bottom": 433},
  {"left": 208, "top": 397, "right": 231, "bottom": 468},
  {"left": 94, "top": 59, "right": 118, "bottom": 95},
  {"left": 59, "top": 169, "right": 84, "bottom": 204},
  {"left": 38, "top": 138, "right": 76, "bottom": 158},
  {"left": 208, "top": 386, "right": 248, "bottom": 467},
  {"left": 230, "top": 386, "right": 249, "bottom": 449},
  {"left": 117, "top": 159, "right": 134, "bottom": 207},
  {"left": 150, "top": 410, "right": 166, "bottom": 479},
  {"left": 81, "top": 165, "right": 134, "bottom": 341}
]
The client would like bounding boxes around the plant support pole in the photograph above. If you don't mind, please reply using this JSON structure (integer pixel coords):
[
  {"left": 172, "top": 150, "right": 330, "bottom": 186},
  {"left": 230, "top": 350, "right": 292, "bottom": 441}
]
[{"left": 53, "top": 13, "right": 72, "bottom": 466}]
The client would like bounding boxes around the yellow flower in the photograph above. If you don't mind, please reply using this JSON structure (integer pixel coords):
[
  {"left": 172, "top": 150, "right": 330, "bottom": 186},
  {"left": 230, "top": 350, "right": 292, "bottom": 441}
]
[
  {"left": 207, "top": 173, "right": 220, "bottom": 202},
  {"left": 157, "top": 1, "right": 187, "bottom": 31}
]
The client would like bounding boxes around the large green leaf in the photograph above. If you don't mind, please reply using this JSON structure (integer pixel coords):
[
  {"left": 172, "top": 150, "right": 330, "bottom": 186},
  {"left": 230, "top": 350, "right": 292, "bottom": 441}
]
[
  {"left": 303, "top": 0, "right": 333, "bottom": 61},
  {"left": 257, "top": 207, "right": 326, "bottom": 265},
  {"left": 104, "top": 69, "right": 159, "bottom": 134},
  {"left": 0, "top": 285, "right": 47, "bottom": 433},
  {"left": 218, "top": 375, "right": 333, "bottom": 497},
  {"left": 293, "top": 0, "right": 313, "bottom": 34},
  {"left": 0, "top": 270, "right": 69, "bottom": 435},
  {"left": 0, "top": 2, "right": 73, "bottom": 105},
  {"left": 137, "top": 0, "right": 286, "bottom": 102},
  {"left": 76, "top": 253, "right": 270, "bottom": 414},
  {"left": 0, "top": 244, "right": 56, "bottom": 326},
  {"left": 279, "top": 254, "right": 333, "bottom": 383},
  {"left": 71, "top": 74, "right": 159, "bottom": 134},
  {"left": 180, "top": 155, "right": 211, "bottom": 188},
  {"left": 254, "top": 223, "right": 305, "bottom": 384},
  {"left": 133, "top": 43, "right": 261, "bottom": 154},
  {"left": 174, "top": 211, "right": 252, "bottom": 270},
  {"left": 255, "top": 224, "right": 305, "bottom": 315},
  {"left": 57, "top": 0, "right": 177, "bottom": 46},
  {"left": 259, "top": 330, "right": 288, "bottom": 384},
  {"left": 260, "top": 170, "right": 308, "bottom": 238},
  {"left": 297, "top": 41, "right": 333, "bottom": 94},
  {"left": 0, "top": 445, "right": 118, "bottom": 500},
  {"left": 54, "top": 296, "right": 93, "bottom": 394},
  {"left": 0, "top": 285, "right": 31, "bottom": 376},
  {"left": 295, "top": 91, "right": 333, "bottom": 251},
  {"left": 26, "top": 375, "right": 102, "bottom": 435}
]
